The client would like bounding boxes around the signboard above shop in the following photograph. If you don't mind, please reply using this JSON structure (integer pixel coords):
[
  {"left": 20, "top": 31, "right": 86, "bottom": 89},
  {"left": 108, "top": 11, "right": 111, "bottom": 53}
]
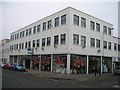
[{"left": 27, "top": 48, "right": 33, "bottom": 54}]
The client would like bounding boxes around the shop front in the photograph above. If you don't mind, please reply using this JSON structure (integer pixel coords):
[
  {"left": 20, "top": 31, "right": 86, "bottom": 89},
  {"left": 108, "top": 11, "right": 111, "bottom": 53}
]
[
  {"left": 52, "top": 54, "right": 67, "bottom": 73},
  {"left": 70, "top": 54, "right": 87, "bottom": 74},
  {"left": 32, "top": 56, "right": 39, "bottom": 70}
]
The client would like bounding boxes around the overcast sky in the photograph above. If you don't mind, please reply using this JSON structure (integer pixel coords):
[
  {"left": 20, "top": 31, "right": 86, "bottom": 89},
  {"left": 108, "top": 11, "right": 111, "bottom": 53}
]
[{"left": 1, "top": 0, "right": 119, "bottom": 40}]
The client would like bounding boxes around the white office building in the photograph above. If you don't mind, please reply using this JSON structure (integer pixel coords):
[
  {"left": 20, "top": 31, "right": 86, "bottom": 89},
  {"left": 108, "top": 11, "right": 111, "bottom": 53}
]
[{"left": 2, "top": 7, "right": 120, "bottom": 74}]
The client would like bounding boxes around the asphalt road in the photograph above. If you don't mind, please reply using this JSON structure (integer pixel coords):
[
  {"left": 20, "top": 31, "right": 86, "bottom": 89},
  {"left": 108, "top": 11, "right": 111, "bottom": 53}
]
[{"left": 2, "top": 69, "right": 119, "bottom": 88}]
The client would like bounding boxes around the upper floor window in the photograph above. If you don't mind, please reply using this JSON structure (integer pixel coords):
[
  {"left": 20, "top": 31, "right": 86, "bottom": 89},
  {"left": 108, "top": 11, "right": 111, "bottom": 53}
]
[
  {"left": 26, "top": 29, "right": 29, "bottom": 36},
  {"left": 29, "top": 28, "right": 32, "bottom": 35},
  {"left": 22, "top": 31, "right": 25, "bottom": 37},
  {"left": 47, "top": 37, "right": 51, "bottom": 46},
  {"left": 103, "top": 26, "right": 107, "bottom": 34},
  {"left": 118, "top": 44, "right": 120, "bottom": 51},
  {"left": 28, "top": 41, "right": 31, "bottom": 48},
  {"left": 96, "top": 39, "right": 100, "bottom": 48},
  {"left": 33, "top": 26, "right": 36, "bottom": 34},
  {"left": 61, "top": 14, "right": 66, "bottom": 25},
  {"left": 54, "top": 35, "right": 59, "bottom": 45},
  {"left": 36, "top": 39, "right": 40, "bottom": 47},
  {"left": 25, "top": 42, "right": 28, "bottom": 49},
  {"left": 22, "top": 43, "right": 24, "bottom": 49},
  {"left": 48, "top": 20, "right": 52, "bottom": 29},
  {"left": 108, "top": 27, "right": 111, "bottom": 35},
  {"left": 73, "top": 34, "right": 79, "bottom": 44},
  {"left": 90, "top": 21, "right": 95, "bottom": 30},
  {"left": 20, "top": 32, "right": 22, "bottom": 38},
  {"left": 73, "top": 14, "right": 79, "bottom": 25},
  {"left": 114, "top": 43, "right": 117, "bottom": 51},
  {"left": 81, "top": 17, "right": 86, "bottom": 27},
  {"left": 103, "top": 41, "right": 107, "bottom": 49},
  {"left": 96, "top": 23, "right": 100, "bottom": 32},
  {"left": 108, "top": 42, "right": 111, "bottom": 50},
  {"left": 33, "top": 40, "right": 35, "bottom": 47},
  {"left": 61, "top": 34, "right": 66, "bottom": 44},
  {"left": 17, "top": 33, "right": 19, "bottom": 39},
  {"left": 19, "top": 43, "right": 21, "bottom": 50},
  {"left": 37, "top": 24, "right": 40, "bottom": 32},
  {"left": 81, "top": 35, "right": 86, "bottom": 46},
  {"left": 15, "top": 34, "right": 17, "bottom": 40},
  {"left": 55, "top": 17, "right": 59, "bottom": 27},
  {"left": 42, "top": 38, "right": 46, "bottom": 46},
  {"left": 90, "top": 38, "right": 95, "bottom": 47},
  {"left": 43, "top": 22, "right": 46, "bottom": 31}
]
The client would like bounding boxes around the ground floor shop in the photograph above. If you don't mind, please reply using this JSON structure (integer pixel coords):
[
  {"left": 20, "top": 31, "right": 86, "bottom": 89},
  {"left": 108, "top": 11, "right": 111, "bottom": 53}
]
[{"left": 9, "top": 54, "right": 113, "bottom": 74}]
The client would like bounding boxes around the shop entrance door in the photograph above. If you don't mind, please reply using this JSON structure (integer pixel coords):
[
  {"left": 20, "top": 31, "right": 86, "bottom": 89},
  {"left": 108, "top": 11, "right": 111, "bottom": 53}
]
[{"left": 25, "top": 59, "right": 30, "bottom": 69}]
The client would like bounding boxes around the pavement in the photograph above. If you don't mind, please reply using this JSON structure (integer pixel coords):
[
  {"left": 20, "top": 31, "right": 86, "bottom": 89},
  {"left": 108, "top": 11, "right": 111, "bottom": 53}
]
[{"left": 25, "top": 69, "right": 114, "bottom": 81}]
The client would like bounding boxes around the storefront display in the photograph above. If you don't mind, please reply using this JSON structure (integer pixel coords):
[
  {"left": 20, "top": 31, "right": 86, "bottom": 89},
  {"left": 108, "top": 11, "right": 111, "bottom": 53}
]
[{"left": 32, "top": 56, "right": 39, "bottom": 70}]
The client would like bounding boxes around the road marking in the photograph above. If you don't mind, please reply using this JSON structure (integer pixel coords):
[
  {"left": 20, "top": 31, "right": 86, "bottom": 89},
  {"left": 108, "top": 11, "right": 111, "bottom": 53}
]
[{"left": 17, "top": 79, "right": 23, "bottom": 82}]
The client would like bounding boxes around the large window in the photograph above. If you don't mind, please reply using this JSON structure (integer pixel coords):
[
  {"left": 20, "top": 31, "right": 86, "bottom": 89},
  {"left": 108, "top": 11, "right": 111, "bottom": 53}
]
[
  {"left": 108, "top": 42, "right": 111, "bottom": 50},
  {"left": 73, "top": 14, "right": 79, "bottom": 25},
  {"left": 61, "top": 14, "right": 66, "bottom": 25},
  {"left": 26, "top": 29, "right": 29, "bottom": 36},
  {"left": 29, "top": 28, "right": 32, "bottom": 35},
  {"left": 28, "top": 41, "right": 31, "bottom": 48},
  {"left": 42, "top": 38, "right": 46, "bottom": 46},
  {"left": 90, "top": 38, "right": 95, "bottom": 47},
  {"left": 81, "top": 35, "right": 86, "bottom": 46},
  {"left": 55, "top": 17, "right": 59, "bottom": 27},
  {"left": 103, "top": 26, "right": 107, "bottom": 34},
  {"left": 108, "top": 27, "right": 111, "bottom": 35},
  {"left": 36, "top": 39, "right": 40, "bottom": 47},
  {"left": 96, "top": 39, "right": 100, "bottom": 48},
  {"left": 103, "top": 41, "right": 107, "bottom": 49},
  {"left": 54, "top": 35, "right": 59, "bottom": 45},
  {"left": 33, "top": 26, "right": 36, "bottom": 34},
  {"left": 33, "top": 40, "right": 35, "bottom": 47},
  {"left": 43, "top": 22, "right": 46, "bottom": 31},
  {"left": 48, "top": 20, "right": 52, "bottom": 29},
  {"left": 73, "top": 34, "right": 79, "bottom": 44},
  {"left": 61, "top": 34, "right": 66, "bottom": 44},
  {"left": 81, "top": 17, "right": 86, "bottom": 27},
  {"left": 96, "top": 23, "right": 100, "bottom": 32},
  {"left": 37, "top": 24, "right": 40, "bottom": 32},
  {"left": 118, "top": 44, "right": 120, "bottom": 51},
  {"left": 114, "top": 43, "right": 117, "bottom": 51},
  {"left": 47, "top": 37, "right": 51, "bottom": 46},
  {"left": 90, "top": 21, "right": 95, "bottom": 30}
]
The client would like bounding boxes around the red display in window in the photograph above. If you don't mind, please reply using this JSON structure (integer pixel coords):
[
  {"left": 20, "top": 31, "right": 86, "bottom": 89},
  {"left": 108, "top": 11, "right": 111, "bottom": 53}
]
[
  {"left": 55, "top": 59, "right": 64, "bottom": 64},
  {"left": 42, "top": 58, "right": 50, "bottom": 64},
  {"left": 73, "top": 59, "right": 84, "bottom": 66}
]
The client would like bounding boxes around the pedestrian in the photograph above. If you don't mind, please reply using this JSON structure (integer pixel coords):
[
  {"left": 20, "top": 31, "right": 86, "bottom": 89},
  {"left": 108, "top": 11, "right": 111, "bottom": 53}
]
[
  {"left": 98, "top": 67, "right": 101, "bottom": 76},
  {"left": 94, "top": 67, "right": 97, "bottom": 77}
]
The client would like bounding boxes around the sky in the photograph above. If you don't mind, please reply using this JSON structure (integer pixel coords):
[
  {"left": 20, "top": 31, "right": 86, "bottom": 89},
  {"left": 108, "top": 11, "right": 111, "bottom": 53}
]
[{"left": 1, "top": 0, "right": 119, "bottom": 40}]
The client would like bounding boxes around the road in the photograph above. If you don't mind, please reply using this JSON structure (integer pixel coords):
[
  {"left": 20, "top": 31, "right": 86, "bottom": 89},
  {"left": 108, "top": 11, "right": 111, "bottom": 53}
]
[{"left": 2, "top": 69, "right": 119, "bottom": 88}]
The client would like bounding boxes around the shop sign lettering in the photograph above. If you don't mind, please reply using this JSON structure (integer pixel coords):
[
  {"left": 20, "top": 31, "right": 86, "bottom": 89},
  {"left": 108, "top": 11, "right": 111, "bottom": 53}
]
[{"left": 55, "top": 59, "right": 64, "bottom": 64}]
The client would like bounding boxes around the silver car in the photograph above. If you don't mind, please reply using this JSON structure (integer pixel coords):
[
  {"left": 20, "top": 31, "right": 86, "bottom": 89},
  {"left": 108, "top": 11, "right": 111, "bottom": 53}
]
[{"left": 0, "top": 62, "right": 5, "bottom": 68}]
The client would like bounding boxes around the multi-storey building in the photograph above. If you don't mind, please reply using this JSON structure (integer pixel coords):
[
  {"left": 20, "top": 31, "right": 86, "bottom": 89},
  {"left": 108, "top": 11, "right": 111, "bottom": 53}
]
[{"left": 3, "top": 7, "right": 120, "bottom": 74}]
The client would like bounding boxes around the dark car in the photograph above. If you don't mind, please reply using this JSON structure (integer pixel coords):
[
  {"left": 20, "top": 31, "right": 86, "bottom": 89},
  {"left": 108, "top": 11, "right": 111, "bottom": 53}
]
[
  {"left": 3, "top": 63, "right": 12, "bottom": 70},
  {"left": 113, "top": 67, "right": 120, "bottom": 76},
  {"left": 11, "top": 63, "right": 26, "bottom": 71}
]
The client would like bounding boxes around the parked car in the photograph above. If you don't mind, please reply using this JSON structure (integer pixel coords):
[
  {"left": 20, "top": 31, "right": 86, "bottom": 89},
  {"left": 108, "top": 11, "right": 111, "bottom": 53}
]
[
  {"left": 113, "top": 67, "right": 120, "bottom": 76},
  {"left": 0, "top": 62, "right": 5, "bottom": 68},
  {"left": 3, "top": 63, "right": 12, "bottom": 70},
  {"left": 11, "top": 63, "right": 26, "bottom": 71}
]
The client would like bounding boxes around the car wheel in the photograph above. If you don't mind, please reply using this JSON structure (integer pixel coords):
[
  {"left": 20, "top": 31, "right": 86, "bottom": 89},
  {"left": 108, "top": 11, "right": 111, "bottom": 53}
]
[{"left": 15, "top": 68, "right": 18, "bottom": 71}]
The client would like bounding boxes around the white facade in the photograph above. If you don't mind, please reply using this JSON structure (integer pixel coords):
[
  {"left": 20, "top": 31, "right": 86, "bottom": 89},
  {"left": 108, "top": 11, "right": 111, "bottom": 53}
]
[{"left": 3, "top": 7, "right": 119, "bottom": 74}]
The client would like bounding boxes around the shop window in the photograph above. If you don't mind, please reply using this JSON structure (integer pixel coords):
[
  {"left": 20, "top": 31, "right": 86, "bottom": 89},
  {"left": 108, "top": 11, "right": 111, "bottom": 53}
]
[
  {"left": 73, "top": 14, "right": 79, "bottom": 25},
  {"left": 73, "top": 34, "right": 79, "bottom": 44},
  {"left": 32, "top": 56, "right": 39, "bottom": 70},
  {"left": 61, "top": 14, "right": 66, "bottom": 25},
  {"left": 55, "top": 17, "right": 59, "bottom": 27},
  {"left": 81, "top": 17, "right": 86, "bottom": 27}
]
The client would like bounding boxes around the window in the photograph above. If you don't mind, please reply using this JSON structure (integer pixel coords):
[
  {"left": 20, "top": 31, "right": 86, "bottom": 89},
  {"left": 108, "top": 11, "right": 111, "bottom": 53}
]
[
  {"left": 90, "top": 38, "right": 95, "bottom": 47},
  {"left": 43, "top": 22, "right": 46, "bottom": 31},
  {"left": 96, "top": 39, "right": 100, "bottom": 48},
  {"left": 20, "top": 32, "right": 22, "bottom": 38},
  {"left": 108, "top": 42, "right": 111, "bottom": 50},
  {"left": 81, "top": 35, "right": 86, "bottom": 46},
  {"left": 61, "top": 14, "right": 66, "bottom": 25},
  {"left": 61, "top": 34, "right": 66, "bottom": 44},
  {"left": 17, "top": 33, "right": 19, "bottom": 39},
  {"left": 54, "top": 35, "right": 59, "bottom": 45},
  {"left": 103, "top": 41, "right": 107, "bottom": 49},
  {"left": 22, "top": 31, "right": 25, "bottom": 37},
  {"left": 108, "top": 27, "right": 111, "bottom": 35},
  {"left": 73, "top": 34, "right": 79, "bottom": 44},
  {"left": 73, "top": 15, "right": 79, "bottom": 25},
  {"left": 48, "top": 20, "right": 52, "bottom": 29},
  {"left": 33, "top": 26, "right": 36, "bottom": 34},
  {"left": 114, "top": 43, "right": 117, "bottom": 51},
  {"left": 103, "top": 26, "right": 107, "bottom": 34},
  {"left": 33, "top": 40, "right": 35, "bottom": 47},
  {"left": 37, "top": 24, "right": 40, "bottom": 32},
  {"left": 15, "top": 34, "right": 17, "bottom": 40},
  {"left": 26, "top": 29, "right": 29, "bottom": 36},
  {"left": 25, "top": 42, "right": 28, "bottom": 49},
  {"left": 90, "top": 21, "right": 95, "bottom": 30},
  {"left": 96, "top": 23, "right": 100, "bottom": 32},
  {"left": 36, "top": 39, "right": 40, "bottom": 47},
  {"left": 81, "top": 17, "right": 86, "bottom": 27},
  {"left": 28, "top": 41, "right": 31, "bottom": 48},
  {"left": 16, "top": 44, "right": 18, "bottom": 50},
  {"left": 55, "top": 17, "right": 59, "bottom": 27},
  {"left": 118, "top": 44, "right": 120, "bottom": 51},
  {"left": 47, "top": 37, "right": 51, "bottom": 46},
  {"left": 29, "top": 28, "right": 32, "bottom": 35},
  {"left": 19, "top": 43, "right": 21, "bottom": 50},
  {"left": 42, "top": 38, "right": 45, "bottom": 46},
  {"left": 22, "top": 43, "right": 24, "bottom": 49}
]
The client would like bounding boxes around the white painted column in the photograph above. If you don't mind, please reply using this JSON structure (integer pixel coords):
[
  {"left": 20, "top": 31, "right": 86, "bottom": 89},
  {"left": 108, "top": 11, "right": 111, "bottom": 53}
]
[
  {"left": 39, "top": 55, "right": 41, "bottom": 71},
  {"left": 86, "top": 55, "right": 89, "bottom": 74},
  {"left": 101, "top": 56, "right": 103, "bottom": 74},
  {"left": 67, "top": 54, "right": 70, "bottom": 74},
  {"left": 51, "top": 54, "right": 53, "bottom": 72}
]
